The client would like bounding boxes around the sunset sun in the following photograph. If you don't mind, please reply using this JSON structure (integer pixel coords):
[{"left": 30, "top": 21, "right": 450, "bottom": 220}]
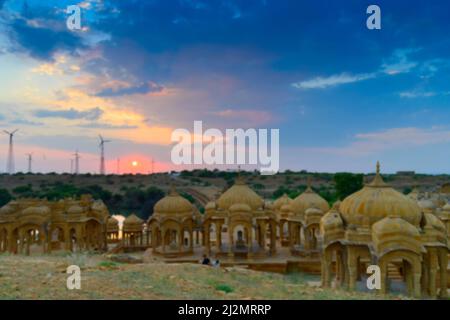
[{"left": 132, "top": 161, "right": 138, "bottom": 167}]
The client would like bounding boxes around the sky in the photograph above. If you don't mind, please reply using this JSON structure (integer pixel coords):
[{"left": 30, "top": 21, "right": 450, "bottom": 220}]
[{"left": 1, "top": 0, "right": 450, "bottom": 174}]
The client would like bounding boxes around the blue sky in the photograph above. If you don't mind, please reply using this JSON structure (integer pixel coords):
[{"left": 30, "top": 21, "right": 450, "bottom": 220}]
[{"left": 0, "top": 0, "right": 450, "bottom": 174}]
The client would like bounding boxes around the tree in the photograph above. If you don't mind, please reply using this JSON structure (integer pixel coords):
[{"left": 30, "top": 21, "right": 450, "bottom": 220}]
[
  {"left": 334, "top": 173, "right": 363, "bottom": 200},
  {"left": 0, "top": 189, "right": 12, "bottom": 207}
]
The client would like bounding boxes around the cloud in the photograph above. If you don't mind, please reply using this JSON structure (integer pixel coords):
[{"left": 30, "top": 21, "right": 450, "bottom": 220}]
[
  {"left": 95, "top": 82, "right": 164, "bottom": 97},
  {"left": 8, "top": 16, "right": 84, "bottom": 61},
  {"left": 293, "top": 48, "right": 418, "bottom": 90},
  {"left": 34, "top": 107, "right": 103, "bottom": 120},
  {"left": 399, "top": 90, "right": 437, "bottom": 98},
  {"left": 308, "top": 127, "right": 450, "bottom": 157},
  {"left": 77, "top": 122, "right": 138, "bottom": 130},
  {"left": 292, "top": 72, "right": 375, "bottom": 89},
  {"left": 380, "top": 48, "right": 419, "bottom": 75}
]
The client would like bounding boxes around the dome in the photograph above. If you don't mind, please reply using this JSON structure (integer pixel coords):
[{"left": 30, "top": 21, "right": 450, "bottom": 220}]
[
  {"left": 320, "top": 208, "right": 345, "bottom": 245},
  {"left": 0, "top": 204, "right": 14, "bottom": 215},
  {"left": 418, "top": 199, "right": 437, "bottom": 211},
  {"left": 422, "top": 213, "right": 446, "bottom": 233},
  {"left": 305, "top": 207, "right": 323, "bottom": 216},
  {"left": 321, "top": 210, "right": 344, "bottom": 230},
  {"left": 124, "top": 214, "right": 144, "bottom": 225},
  {"left": 273, "top": 194, "right": 292, "bottom": 211},
  {"left": 205, "top": 201, "right": 216, "bottom": 211},
  {"left": 442, "top": 202, "right": 450, "bottom": 211},
  {"left": 68, "top": 205, "right": 84, "bottom": 215},
  {"left": 265, "top": 201, "right": 274, "bottom": 210},
  {"left": 291, "top": 184, "right": 329, "bottom": 216},
  {"left": 107, "top": 216, "right": 119, "bottom": 226},
  {"left": 22, "top": 206, "right": 51, "bottom": 215},
  {"left": 340, "top": 162, "right": 422, "bottom": 227},
  {"left": 217, "top": 177, "right": 263, "bottom": 211},
  {"left": 407, "top": 187, "right": 420, "bottom": 200},
  {"left": 229, "top": 203, "right": 252, "bottom": 212},
  {"left": 372, "top": 216, "right": 420, "bottom": 237},
  {"left": 154, "top": 186, "right": 194, "bottom": 214},
  {"left": 92, "top": 200, "right": 107, "bottom": 211}
]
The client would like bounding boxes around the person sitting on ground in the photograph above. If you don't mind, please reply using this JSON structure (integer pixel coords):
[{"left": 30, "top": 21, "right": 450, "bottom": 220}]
[
  {"left": 213, "top": 259, "right": 220, "bottom": 268},
  {"left": 201, "top": 254, "right": 211, "bottom": 266}
]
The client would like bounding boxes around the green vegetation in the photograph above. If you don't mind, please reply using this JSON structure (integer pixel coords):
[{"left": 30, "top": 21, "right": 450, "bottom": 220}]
[
  {"left": 334, "top": 173, "right": 364, "bottom": 200},
  {"left": 0, "top": 189, "right": 12, "bottom": 207},
  {"left": 215, "top": 284, "right": 234, "bottom": 293},
  {"left": 2, "top": 181, "right": 165, "bottom": 220}
]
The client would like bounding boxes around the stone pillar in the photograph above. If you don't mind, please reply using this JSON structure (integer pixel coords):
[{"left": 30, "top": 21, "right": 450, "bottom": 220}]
[
  {"left": 228, "top": 227, "right": 234, "bottom": 258},
  {"left": 347, "top": 248, "right": 358, "bottom": 290},
  {"left": 178, "top": 229, "right": 183, "bottom": 252},
  {"left": 428, "top": 251, "right": 438, "bottom": 298},
  {"left": 217, "top": 223, "right": 222, "bottom": 252},
  {"left": 413, "top": 272, "right": 421, "bottom": 298},
  {"left": 260, "top": 222, "right": 266, "bottom": 252},
  {"left": 270, "top": 222, "right": 277, "bottom": 255},
  {"left": 438, "top": 249, "right": 448, "bottom": 298},
  {"left": 205, "top": 223, "right": 210, "bottom": 255},
  {"left": 380, "top": 262, "right": 387, "bottom": 294},
  {"left": 189, "top": 228, "right": 194, "bottom": 252},
  {"left": 247, "top": 226, "right": 253, "bottom": 259}
]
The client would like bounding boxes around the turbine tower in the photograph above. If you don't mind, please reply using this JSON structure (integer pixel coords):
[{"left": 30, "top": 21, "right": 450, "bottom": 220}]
[
  {"left": 4, "top": 129, "right": 18, "bottom": 175},
  {"left": 99, "top": 135, "right": 111, "bottom": 175},
  {"left": 26, "top": 152, "right": 33, "bottom": 173},
  {"left": 73, "top": 150, "right": 80, "bottom": 175}
]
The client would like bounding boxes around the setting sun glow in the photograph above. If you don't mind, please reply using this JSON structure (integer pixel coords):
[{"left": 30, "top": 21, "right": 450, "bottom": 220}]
[{"left": 132, "top": 161, "right": 138, "bottom": 167}]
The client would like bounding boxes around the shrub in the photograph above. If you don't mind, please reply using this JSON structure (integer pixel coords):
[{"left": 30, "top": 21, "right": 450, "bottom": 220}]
[{"left": 215, "top": 284, "right": 234, "bottom": 294}]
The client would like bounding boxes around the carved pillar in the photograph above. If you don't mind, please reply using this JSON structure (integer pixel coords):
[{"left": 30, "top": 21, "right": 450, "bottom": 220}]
[
  {"left": 380, "top": 261, "right": 387, "bottom": 294},
  {"left": 438, "top": 248, "right": 448, "bottom": 298},
  {"left": 228, "top": 225, "right": 234, "bottom": 258},
  {"left": 347, "top": 247, "right": 358, "bottom": 290},
  {"left": 247, "top": 226, "right": 253, "bottom": 258},
  {"left": 428, "top": 250, "right": 438, "bottom": 297}
]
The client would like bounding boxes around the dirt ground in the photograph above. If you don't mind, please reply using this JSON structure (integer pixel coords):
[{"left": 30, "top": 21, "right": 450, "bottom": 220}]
[{"left": 0, "top": 253, "right": 408, "bottom": 300}]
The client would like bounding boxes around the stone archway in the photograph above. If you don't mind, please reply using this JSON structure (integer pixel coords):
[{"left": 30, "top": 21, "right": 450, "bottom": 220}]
[{"left": 379, "top": 250, "right": 422, "bottom": 297}]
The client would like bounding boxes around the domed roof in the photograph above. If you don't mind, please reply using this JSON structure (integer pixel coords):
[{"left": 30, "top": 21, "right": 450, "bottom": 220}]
[
  {"left": 340, "top": 162, "right": 422, "bottom": 227},
  {"left": 305, "top": 207, "right": 324, "bottom": 216},
  {"left": 407, "top": 187, "right": 420, "bottom": 200},
  {"left": 68, "top": 205, "right": 84, "bottom": 215},
  {"left": 321, "top": 209, "right": 343, "bottom": 227},
  {"left": 154, "top": 186, "right": 194, "bottom": 214},
  {"left": 107, "top": 216, "right": 119, "bottom": 226},
  {"left": 0, "top": 204, "right": 14, "bottom": 215},
  {"left": 291, "top": 181, "right": 329, "bottom": 216},
  {"left": 418, "top": 199, "right": 437, "bottom": 211},
  {"left": 273, "top": 194, "right": 292, "bottom": 211},
  {"left": 124, "top": 214, "right": 144, "bottom": 225},
  {"left": 422, "top": 213, "right": 446, "bottom": 232},
  {"left": 205, "top": 201, "right": 216, "bottom": 211},
  {"left": 217, "top": 177, "right": 263, "bottom": 211},
  {"left": 229, "top": 203, "right": 252, "bottom": 212},
  {"left": 23, "top": 206, "right": 51, "bottom": 215},
  {"left": 372, "top": 216, "right": 420, "bottom": 238}
]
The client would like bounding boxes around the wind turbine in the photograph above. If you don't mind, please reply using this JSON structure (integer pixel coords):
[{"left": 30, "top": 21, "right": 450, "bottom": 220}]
[
  {"left": 99, "top": 135, "right": 111, "bottom": 175},
  {"left": 25, "top": 152, "right": 33, "bottom": 173},
  {"left": 4, "top": 129, "right": 18, "bottom": 175},
  {"left": 73, "top": 150, "right": 81, "bottom": 175}
]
